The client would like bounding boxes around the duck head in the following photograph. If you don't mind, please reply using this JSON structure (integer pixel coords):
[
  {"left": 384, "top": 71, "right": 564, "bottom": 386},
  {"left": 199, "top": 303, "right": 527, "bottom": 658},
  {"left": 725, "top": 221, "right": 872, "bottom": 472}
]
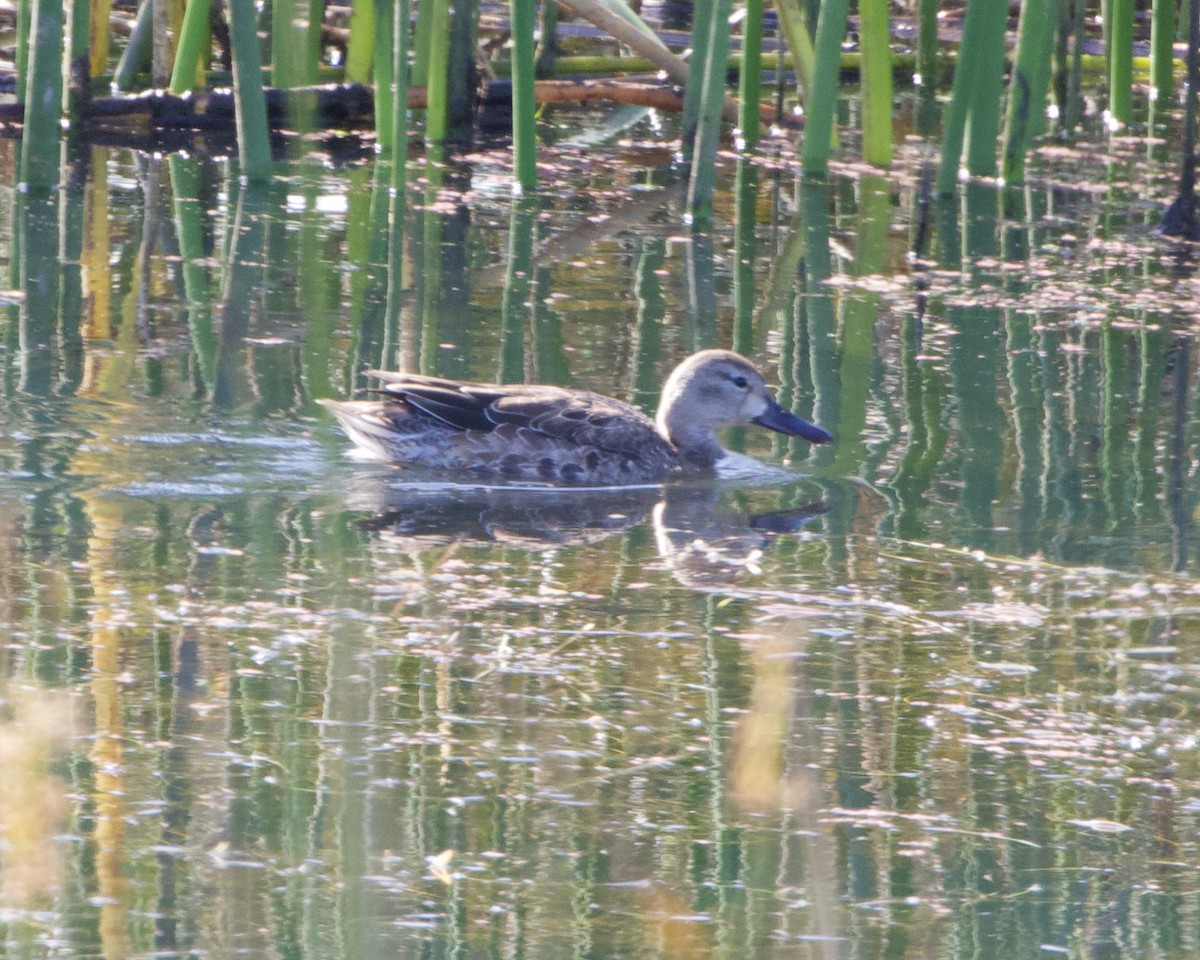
[{"left": 655, "top": 350, "right": 832, "bottom": 470}]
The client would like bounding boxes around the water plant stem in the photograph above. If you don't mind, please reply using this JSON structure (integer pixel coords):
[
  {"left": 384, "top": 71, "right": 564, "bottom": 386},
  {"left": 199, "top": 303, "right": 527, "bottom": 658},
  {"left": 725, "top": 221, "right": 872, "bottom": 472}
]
[
  {"left": 686, "top": 0, "right": 732, "bottom": 223},
  {"left": 1108, "top": 0, "right": 1133, "bottom": 125},
  {"left": 510, "top": 0, "right": 538, "bottom": 191},
  {"left": 424, "top": 0, "right": 452, "bottom": 142},
  {"left": 346, "top": 0, "right": 375, "bottom": 83},
  {"left": 858, "top": 0, "right": 892, "bottom": 167},
  {"left": 800, "top": 0, "right": 848, "bottom": 175},
  {"left": 737, "top": 0, "right": 763, "bottom": 145},
  {"left": 1150, "top": 0, "right": 1176, "bottom": 103},
  {"left": 170, "top": 0, "right": 212, "bottom": 94},
  {"left": 373, "top": 0, "right": 395, "bottom": 149},
  {"left": 19, "top": 0, "right": 63, "bottom": 189},
  {"left": 227, "top": 0, "right": 272, "bottom": 181},
  {"left": 1002, "top": 0, "right": 1056, "bottom": 185}
]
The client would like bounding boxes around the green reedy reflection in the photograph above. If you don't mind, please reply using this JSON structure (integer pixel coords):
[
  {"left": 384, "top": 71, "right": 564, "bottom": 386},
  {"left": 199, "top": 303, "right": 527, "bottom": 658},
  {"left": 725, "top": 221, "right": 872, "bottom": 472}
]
[
  {"left": 168, "top": 154, "right": 218, "bottom": 395},
  {"left": 228, "top": 0, "right": 272, "bottom": 182},
  {"left": 683, "top": 0, "right": 732, "bottom": 225},
  {"left": 798, "top": 178, "right": 837, "bottom": 468},
  {"left": 17, "top": 190, "right": 59, "bottom": 396},
  {"left": 799, "top": 0, "right": 847, "bottom": 176},
  {"left": 500, "top": 196, "right": 537, "bottom": 383},
  {"left": 19, "top": 0, "right": 63, "bottom": 190}
]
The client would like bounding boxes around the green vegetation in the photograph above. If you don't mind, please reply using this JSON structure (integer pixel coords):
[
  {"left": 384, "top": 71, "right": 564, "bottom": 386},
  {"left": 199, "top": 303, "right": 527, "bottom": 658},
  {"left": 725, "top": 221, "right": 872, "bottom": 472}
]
[{"left": 13, "top": 0, "right": 1194, "bottom": 206}]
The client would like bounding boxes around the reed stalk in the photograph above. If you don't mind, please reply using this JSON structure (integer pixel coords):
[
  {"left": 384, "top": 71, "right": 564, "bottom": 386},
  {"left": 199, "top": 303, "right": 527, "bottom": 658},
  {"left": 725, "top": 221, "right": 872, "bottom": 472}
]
[
  {"left": 773, "top": 0, "right": 814, "bottom": 92},
  {"left": 271, "top": 0, "right": 304, "bottom": 90},
  {"left": 682, "top": 0, "right": 714, "bottom": 149},
  {"left": 964, "top": 0, "right": 1008, "bottom": 177},
  {"left": 936, "top": 0, "right": 1008, "bottom": 192},
  {"left": 169, "top": 156, "right": 218, "bottom": 391},
  {"left": 1150, "top": 0, "right": 1176, "bottom": 103},
  {"left": 1063, "top": 0, "right": 1086, "bottom": 131},
  {"left": 412, "top": 0, "right": 433, "bottom": 87},
  {"left": 1108, "top": 0, "right": 1133, "bottom": 125},
  {"left": 536, "top": 0, "right": 559, "bottom": 77},
  {"left": 15, "top": 0, "right": 28, "bottom": 101},
  {"left": 1001, "top": 0, "right": 1056, "bottom": 184},
  {"left": 374, "top": 0, "right": 395, "bottom": 149},
  {"left": 113, "top": 0, "right": 152, "bottom": 90},
  {"left": 800, "top": 0, "right": 848, "bottom": 175},
  {"left": 510, "top": 0, "right": 538, "bottom": 191},
  {"left": 170, "top": 0, "right": 213, "bottom": 94},
  {"left": 346, "top": 0, "right": 375, "bottom": 83},
  {"left": 732, "top": 159, "right": 758, "bottom": 360},
  {"left": 858, "top": 0, "right": 892, "bottom": 166},
  {"left": 227, "top": 0, "right": 272, "bottom": 181},
  {"left": 304, "top": 0, "right": 324, "bottom": 83},
  {"left": 424, "top": 0, "right": 452, "bottom": 142},
  {"left": 390, "top": 0, "right": 411, "bottom": 166},
  {"left": 19, "top": 0, "right": 63, "bottom": 189},
  {"left": 448, "top": 0, "right": 480, "bottom": 126},
  {"left": 65, "top": 0, "right": 89, "bottom": 119},
  {"left": 686, "top": 0, "right": 732, "bottom": 223},
  {"left": 500, "top": 198, "right": 537, "bottom": 382},
  {"left": 737, "top": 0, "right": 763, "bottom": 145},
  {"left": 85, "top": 0, "right": 109, "bottom": 77}
]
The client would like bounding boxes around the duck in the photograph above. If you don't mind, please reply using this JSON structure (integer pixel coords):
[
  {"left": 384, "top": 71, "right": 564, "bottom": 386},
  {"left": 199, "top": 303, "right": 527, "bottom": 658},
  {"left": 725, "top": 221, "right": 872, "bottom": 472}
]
[{"left": 318, "top": 349, "right": 832, "bottom": 484}]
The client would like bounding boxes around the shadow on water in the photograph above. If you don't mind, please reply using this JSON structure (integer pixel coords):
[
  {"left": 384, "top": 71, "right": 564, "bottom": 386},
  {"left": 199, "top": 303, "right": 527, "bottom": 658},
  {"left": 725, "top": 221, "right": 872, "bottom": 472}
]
[
  {"left": 346, "top": 474, "right": 828, "bottom": 588},
  {"left": 5, "top": 121, "right": 1200, "bottom": 957}
]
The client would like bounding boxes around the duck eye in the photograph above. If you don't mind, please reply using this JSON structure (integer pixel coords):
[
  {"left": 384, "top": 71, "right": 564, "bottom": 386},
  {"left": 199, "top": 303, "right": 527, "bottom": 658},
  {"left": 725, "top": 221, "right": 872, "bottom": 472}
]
[{"left": 732, "top": 375, "right": 749, "bottom": 389}]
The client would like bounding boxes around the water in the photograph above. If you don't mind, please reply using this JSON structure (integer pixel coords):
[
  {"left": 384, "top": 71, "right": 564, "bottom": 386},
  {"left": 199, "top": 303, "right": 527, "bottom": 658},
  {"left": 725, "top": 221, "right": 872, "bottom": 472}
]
[{"left": 1, "top": 121, "right": 1200, "bottom": 958}]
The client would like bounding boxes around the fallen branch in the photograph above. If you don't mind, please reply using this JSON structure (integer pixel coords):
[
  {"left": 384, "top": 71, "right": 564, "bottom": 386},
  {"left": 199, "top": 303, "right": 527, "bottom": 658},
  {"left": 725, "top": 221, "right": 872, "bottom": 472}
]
[{"left": 0, "top": 79, "right": 794, "bottom": 137}]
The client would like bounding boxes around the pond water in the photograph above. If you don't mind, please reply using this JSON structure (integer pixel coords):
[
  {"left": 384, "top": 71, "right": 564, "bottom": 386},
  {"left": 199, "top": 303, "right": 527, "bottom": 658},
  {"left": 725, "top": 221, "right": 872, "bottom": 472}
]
[{"left": 2, "top": 112, "right": 1200, "bottom": 958}]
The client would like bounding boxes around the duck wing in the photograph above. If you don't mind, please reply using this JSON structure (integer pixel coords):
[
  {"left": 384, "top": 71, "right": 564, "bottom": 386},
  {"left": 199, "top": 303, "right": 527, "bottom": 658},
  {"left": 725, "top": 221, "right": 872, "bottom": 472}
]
[
  {"left": 488, "top": 391, "right": 666, "bottom": 460},
  {"left": 367, "top": 371, "right": 511, "bottom": 432},
  {"left": 367, "top": 371, "right": 668, "bottom": 460}
]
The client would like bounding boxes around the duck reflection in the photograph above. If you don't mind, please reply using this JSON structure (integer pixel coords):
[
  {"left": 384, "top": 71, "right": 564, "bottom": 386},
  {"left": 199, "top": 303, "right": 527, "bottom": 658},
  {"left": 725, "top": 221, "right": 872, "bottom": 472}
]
[{"left": 346, "top": 476, "right": 826, "bottom": 585}]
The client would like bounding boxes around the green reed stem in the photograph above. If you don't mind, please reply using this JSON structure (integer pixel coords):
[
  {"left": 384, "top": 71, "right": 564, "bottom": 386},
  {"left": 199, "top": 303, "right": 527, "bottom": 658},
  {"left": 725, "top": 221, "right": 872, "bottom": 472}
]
[
  {"left": 412, "top": 0, "right": 432, "bottom": 87},
  {"left": 510, "top": 0, "right": 538, "bottom": 191},
  {"left": 1150, "top": 0, "right": 1176, "bottom": 102},
  {"left": 113, "top": 0, "right": 152, "bottom": 90},
  {"left": 737, "top": 0, "right": 763, "bottom": 146},
  {"left": 686, "top": 0, "right": 732, "bottom": 224},
  {"left": 1108, "top": 0, "right": 1133, "bottom": 124},
  {"left": 936, "top": 0, "right": 1008, "bottom": 192},
  {"left": 64, "top": 0, "right": 89, "bottom": 119},
  {"left": 303, "top": 0, "right": 324, "bottom": 83},
  {"left": 373, "top": 0, "right": 395, "bottom": 149},
  {"left": 536, "top": 0, "right": 559, "bottom": 77},
  {"left": 424, "top": 0, "right": 452, "bottom": 142},
  {"left": 228, "top": 0, "right": 272, "bottom": 181},
  {"left": 859, "top": 0, "right": 892, "bottom": 166},
  {"left": 500, "top": 197, "right": 537, "bottom": 382},
  {"left": 19, "top": 0, "right": 63, "bottom": 189},
  {"left": 346, "top": 0, "right": 375, "bottom": 83},
  {"left": 169, "top": 156, "right": 218, "bottom": 391},
  {"left": 271, "top": 0, "right": 303, "bottom": 90},
  {"left": 964, "top": 0, "right": 1008, "bottom": 177},
  {"left": 1002, "top": 0, "right": 1056, "bottom": 185},
  {"left": 390, "top": 0, "right": 411, "bottom": 166},
  {"left": 682, "top": 0, "right": 714, "bottom": 151},
  {"left": 15, "top": 0, "right": 28, "bottom": 101},
  {"left": 763, "top": 0, "right": 813, "bottom": 91},
  {"left": 448, "top": 0, "right": 479, "bottom": 127},
  {"left": 800, "top": 0, "right": 848, "bottom": 175},
  {"left": 170, "top": 0, "right": 212, "bottom": 93}
]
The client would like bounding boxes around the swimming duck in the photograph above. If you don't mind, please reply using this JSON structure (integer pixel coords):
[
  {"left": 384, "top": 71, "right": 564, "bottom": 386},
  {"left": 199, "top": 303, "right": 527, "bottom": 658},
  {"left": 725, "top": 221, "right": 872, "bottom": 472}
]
[{"left": 318, "top": 349, "right": 832, "bottom": 484}]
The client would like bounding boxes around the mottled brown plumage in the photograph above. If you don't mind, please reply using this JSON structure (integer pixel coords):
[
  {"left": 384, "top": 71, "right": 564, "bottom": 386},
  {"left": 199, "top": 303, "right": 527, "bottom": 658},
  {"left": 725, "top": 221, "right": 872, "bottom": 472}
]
[{"left": 319, "top": 350, "right": 831, "bottom": 484}]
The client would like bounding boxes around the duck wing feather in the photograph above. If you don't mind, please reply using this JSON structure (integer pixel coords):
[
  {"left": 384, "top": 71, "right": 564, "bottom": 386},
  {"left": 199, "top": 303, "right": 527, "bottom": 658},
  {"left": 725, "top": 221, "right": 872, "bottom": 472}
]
[{"left": 366, "top": 371, "right": 668, "bottom": 460}]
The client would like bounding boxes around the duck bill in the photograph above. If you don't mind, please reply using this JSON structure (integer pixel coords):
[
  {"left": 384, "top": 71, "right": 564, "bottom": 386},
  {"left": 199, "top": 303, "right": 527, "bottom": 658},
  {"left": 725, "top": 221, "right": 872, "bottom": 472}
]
[{"left": 753, "top": 398, "right": 833, "bottom": 444}]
